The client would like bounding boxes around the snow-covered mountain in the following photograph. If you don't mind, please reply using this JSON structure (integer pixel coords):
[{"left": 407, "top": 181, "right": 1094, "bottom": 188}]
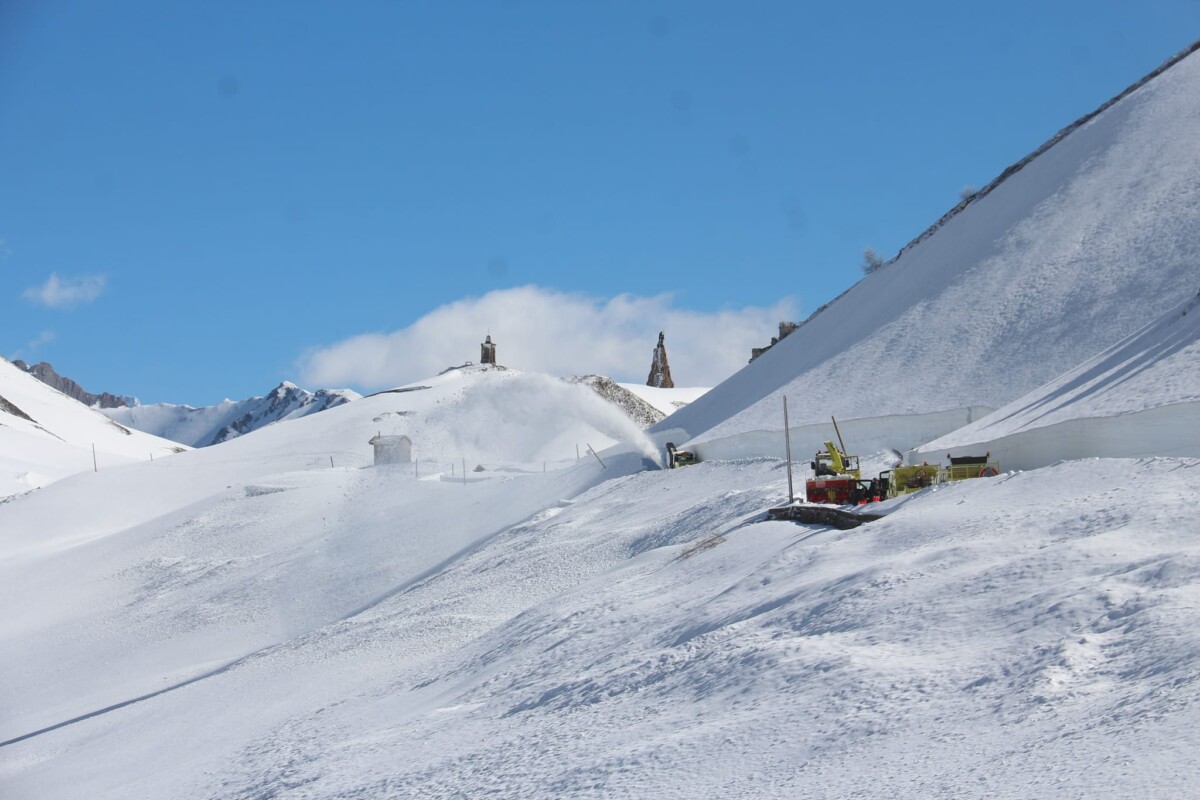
[
  {"left": 0, "top": 358, "right": 185, "bottom": 499},
  {"left": 4, "top": 43, "right": 1200, "bottom": 800},
  {"left": 664, "top": 40, "right": 1200, "bottom": 446},
  {"left": 102, "top": 381, "right": 361, "bottom": 447},
  {"left": 10, "top": 360, "right": 136, "bottom": 409}
]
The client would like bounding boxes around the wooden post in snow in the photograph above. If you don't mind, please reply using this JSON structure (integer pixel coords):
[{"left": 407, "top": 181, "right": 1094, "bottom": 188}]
[
  {"left": 784, "top": 396, "right": 794, "bottom": 504},
  {"left": 586, "top": 443, "right": 606, "bottom": 469},
  {"left": 92, "top": 443, "right": 97, "bottom": 473}
]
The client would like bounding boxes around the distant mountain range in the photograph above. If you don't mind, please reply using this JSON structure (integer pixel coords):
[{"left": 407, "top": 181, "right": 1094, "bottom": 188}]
[{"left": 101, "top": 382, "right": 362, "bottom": 448}]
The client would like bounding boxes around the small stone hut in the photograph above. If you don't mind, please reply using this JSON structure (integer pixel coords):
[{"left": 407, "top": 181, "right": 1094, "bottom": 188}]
[{"left": 369, "top": 434, "right": 412, "bottom": 466}]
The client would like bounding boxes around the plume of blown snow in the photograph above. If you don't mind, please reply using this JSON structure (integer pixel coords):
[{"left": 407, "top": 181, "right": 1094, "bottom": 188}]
[
  {"left": 423, "top": 372, "right": 664, "bottom": 466},
  {"left": 297, "top": 286, "right": 797, "bottom": 392}
]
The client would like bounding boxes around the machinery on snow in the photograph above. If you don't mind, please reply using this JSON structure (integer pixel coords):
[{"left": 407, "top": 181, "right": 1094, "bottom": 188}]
[
  {"left": 665, "top": 442, "right": 698, "bottom": 469},
  {"left": 803, "top": 438, "right": 999, "bottom": 506}
]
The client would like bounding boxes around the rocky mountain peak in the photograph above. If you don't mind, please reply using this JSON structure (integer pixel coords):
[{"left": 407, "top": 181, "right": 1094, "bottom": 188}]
[
  {"left": 11, "top": 360, "right": 137, "bottom": 409},
  {"left": 646, "top": 332, "right": 674, "bottom": 389}
]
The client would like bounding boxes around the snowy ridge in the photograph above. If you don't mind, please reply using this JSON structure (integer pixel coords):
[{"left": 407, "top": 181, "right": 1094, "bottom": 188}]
[
  {"left": 103, "top": 381, "right": 361, "bottom": 447},
  {"left": 0, "top": 358, "right": 185, "bottom": 498},
  {"left": 888, "top": 38, "right": 1200, "bottom": 271},
  {"left": 11, "top": 360, "right": 136, "bottom": 409},
  {"left": 660, "top": 44, "right": 1200, "bottom": 444}
]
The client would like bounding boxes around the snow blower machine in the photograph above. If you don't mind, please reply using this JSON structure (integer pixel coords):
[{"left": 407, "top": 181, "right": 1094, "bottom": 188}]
[
  {"left": 665, "top": 442, "right": 699, "bottom": 469},
  {"left": 804, "top": 441, "right": 886, "bottom": 505}
]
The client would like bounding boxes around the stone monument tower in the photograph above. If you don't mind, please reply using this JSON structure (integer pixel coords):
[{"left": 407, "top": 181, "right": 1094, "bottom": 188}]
[
  {"left": 646, "top": 331, "right": 674, "bottom": 388},
  {"left": 480, "top": 334, "right": 497, "bottom": 365}
]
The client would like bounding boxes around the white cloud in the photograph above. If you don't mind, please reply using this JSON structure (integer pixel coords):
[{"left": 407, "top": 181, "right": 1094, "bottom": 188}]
[
  {"left": 25, "top": 330, "right": 56, "bottom": 352},
  {"left": 298, "top": 285, "right": 799, "bottom": 391},
  {"left": 22, "top": 273, "right": 107, "bottom": 309},
  {"left": 9, "top": 330, "right": 56, "bottom": 361}
]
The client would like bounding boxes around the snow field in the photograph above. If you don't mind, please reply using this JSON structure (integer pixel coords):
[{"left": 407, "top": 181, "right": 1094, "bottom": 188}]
[
  {"left": 4, "top": 455, "right": 1199, "bottom": 798},
  {"left": 1, "top": 369, "right": 663, "bottom": 751}
]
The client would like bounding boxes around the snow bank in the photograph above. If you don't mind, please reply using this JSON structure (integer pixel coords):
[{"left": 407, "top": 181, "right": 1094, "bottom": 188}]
[
  {"left": 915, "top": 290, "right": 1200, "bottom": 468},
  {"left": 692, "top": 405, "right": 994, "bottom": 463},
  {"left": 914, "top": 401, "right": 1200, "bottom": 472}
]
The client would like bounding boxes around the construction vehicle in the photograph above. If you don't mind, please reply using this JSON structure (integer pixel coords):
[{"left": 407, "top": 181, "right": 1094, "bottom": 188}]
[
  {"left": 804, "top": 439, "right": 999, "bottom": 505},
  {"left": 941, "top": 451, "right": 1000, "bottom": 482},
  {"left": 665, "top": 442, "right": 698, "bottom": 469},
  {"left": 877, "top": 463, "right": 939, "bottom": 498},
  {"left": 804, "top": 441, "right": 886, "bottom": 505}
]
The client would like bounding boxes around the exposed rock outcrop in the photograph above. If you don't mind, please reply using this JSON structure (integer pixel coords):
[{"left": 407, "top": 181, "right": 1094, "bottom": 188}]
[
  {"left": 564, "top": 375, "right": 666, "bottom": 429},
  {"left": 11, "top": 360, "right": 136, "bottom": 408},
  {"left": 749, "top": 321, "right": 799, "bottom": 363},
  {"left": 646, "top": 332, "right": 674, "bottom": 388}
]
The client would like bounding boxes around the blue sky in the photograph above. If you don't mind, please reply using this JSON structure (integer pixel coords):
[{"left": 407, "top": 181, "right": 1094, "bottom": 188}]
[{"left": 3, "top": 1, "right": 1198, "bottom": 405}]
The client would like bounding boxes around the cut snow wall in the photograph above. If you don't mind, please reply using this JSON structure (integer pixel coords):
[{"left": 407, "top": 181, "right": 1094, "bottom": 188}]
[
  {"left": 692, "top": 406, "right": 994, "bottom": 463},
  {"left": 912, "top": 401, "right": 1200, "bottom": 472}
]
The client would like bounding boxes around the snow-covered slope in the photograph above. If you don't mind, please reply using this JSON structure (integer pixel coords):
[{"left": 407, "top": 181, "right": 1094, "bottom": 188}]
[
  {"left": 621, "top": 382, "right": 710, "bottom": 416},
  {"left": 662, "top": 43, "right": 1200, "bottom": 444},
  {"left": 11, "top": 360, "right": 135, "bottom": 409},
  {"left": 102, "top": 381, "right": 360, "bottom": 447},
  {"left": 2, "top": 373, "right": 1198, "bottom": 797},
  {"left": 912, "top": 288, "right": 1200, "bottom": 468},
  {"left": 0, "top": 358, "right": 185, "bottom": 498}
]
